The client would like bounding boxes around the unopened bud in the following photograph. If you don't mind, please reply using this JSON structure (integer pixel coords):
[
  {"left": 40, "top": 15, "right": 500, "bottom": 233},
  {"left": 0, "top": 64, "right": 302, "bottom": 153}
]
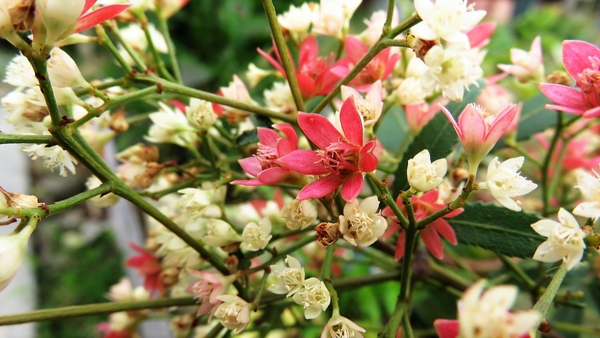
[
  {"left": 117, "top": 143, "right": 159, "bottom": 163},
  {"left": 408, "top": 34, "right": 440, "bottom": 61},
  {"left": 586, "top": 232, "right": 600, "bottom": 250},
  {"left": 452, "top": 168, "right": 469, "bottom": 183},
  {"left": 135, "top": 162, "right": 164, "bottom": 189},
  {"left": 547, "top": 71, "right": 571, "bottom": 86},
  {"left": 109, "top": 110, "right": 129, "bottom": 133},
  {"left": 160, "top": 267, "right": 181, "bottom": 287},
  {"left": 315, "top": 222, "right": 342, "bottom": 246},
  {"left": 226, "top": 255, "right": 239, "bottom": 273},
  {"left": 8, "top": 0, "right": 35, "bottom": 32}
]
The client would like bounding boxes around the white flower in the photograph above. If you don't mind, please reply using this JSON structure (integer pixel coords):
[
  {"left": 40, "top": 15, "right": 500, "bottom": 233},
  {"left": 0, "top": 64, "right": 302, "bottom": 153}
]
[
  {"left": 186, "top": 98, "right": 218, "bottom": 130},
  {"left": 246, "top": 63, "right": 273, "bottom": 88},
  {"left": 498, "top": 36, "right": 544, "bottom": 83},
  {"left": 145, "top": 102, "right": 199, "bottom": 147},
  {"left": 264, "top": 81, "right": 295, "bottom": 115},
  {"left": 46, "top": 48, "right": 88, "bottom": 87},
  {"left": 411, "top": 0, "right": 486, "bottom": 43},
  {"left": 177, "top": 188, "right": 212, "bottom": 219},
  {"left": 277, "top": 3, "right": 315, "bottom": 37},
  {"left": 458, "top": 280, "right": 540, "bottom": 338},
  {"left": 214, "top": 295, "right": 251, "bottom": 334},
  {"left": 269, "top": 255, "right": 305, "bottom": 297},
  {"left": 360, "top": 9, "right": 398, "bottom": 47},
  {"left": 338, "top": 196, "right": 387, "bottom": 247},
  {"left": 531, "top": 208, "right": 586, "bottom": 270},
  {"left": 240, "top": 217, "right": 272, "bottom": 251},
  {"left": 407, "top": 149, "right": 447, "bottom": 192},
  {"left": 0, "top": 222, "right": 36, "bottom": 292},
  {"left": 293, "top": 277, "right": 331, "bottom": 319},
  {"left": 107, "top": 278, "right": 149, "bottom": 302},
  {"left": 421, "top": 42, "right": 483, "bottom": 102},
  {"left": 573, "top": 168, "right": 600, "bottom": 222},
  {"left": 341, "top": 80, "right": 383, "bottom": 126},
  {"left": 22, "top": 144, "right": 78, "bottom": 176},
  {"left": 311, "top": 0, "right": 361, "bottom": 38},
  {"left": 281, "top": 199, "right": 318, "bottom": 230},
  {"left": 321, "top": 314, "right": 366, "bottom": 338},
  {"left": 479, "top": 157, "right": 537, "bottom": 212},
  {"left": 86, "top": 176, "right": 119, "bottom": 208},
  {"left": 203, "top": 219, "right": 242, "bottom": 247},
  {"left": 2, "top": 89, "right": 48, "bottom": 135}
]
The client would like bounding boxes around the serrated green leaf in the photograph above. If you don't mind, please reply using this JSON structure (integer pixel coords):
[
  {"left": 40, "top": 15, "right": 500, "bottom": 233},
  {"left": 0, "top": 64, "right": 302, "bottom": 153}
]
[
  {"left": 391, "top": 81, "right": 485, "bottom": 195},
  {"left": 448, "top": 202, "right": 545, "bottom": 258}
]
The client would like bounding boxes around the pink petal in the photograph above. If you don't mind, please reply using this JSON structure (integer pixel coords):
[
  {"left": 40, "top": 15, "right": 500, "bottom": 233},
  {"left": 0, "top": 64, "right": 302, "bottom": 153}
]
[
  {"left": 279, "top": 150, "right": 329, "bottom": 175},
  {"left": 466, "top": 22, "right": 496, "bottom": 48},
  {"left": 420, "top": 190, "right": 439, "bottom": 204},
  {"left": 530, "top": 36, "right": 542, "bottom": 66},
  {"left": 76, "top": 4, "right": 131, "bottom": 33},
  {"left": 297, "top": 175, "right": 342, "bottom": 200},
  {"left": 381, "top": 52, "right": 401, "bottom": 80},
  {"left": 484, "top": 104, "right": 517, "bottom": 144},
  {"left": 457, "top": 105, "right": 487, "bottom": 146},
  {"left": 359, "top": 141, "right": 378, "bottom": 172},
  {"left": 538, "top": 83, "right": 587, "bottom": 110},
  {"left": 394, "top": 231, "right": 406, "bottom": 261},
  {"left": 440, "top": 105, "right": 462, "bottom": 139},
  {"left": 340, "top": 172, "right": 363, "bottom": 202},
  {"left": 239, "top": 157, "right": 262, "bottom": 176},
  {"left": 297, "top": 112, "right": 341, "bottom": 150},
  {"left": 299, "top": 36, "right": 318, "bottom": 67},
  {"left": 257, "top": 167, "right": 290, "bottom": 184},
  {"left": 230, "top": 179, "right": 263, "bottom": 186},
  {"left": 82, "top": 0, "right": 97, "bottom": 14},
  {"left": 257, "top": 127, "right": 281, "bottom": 147},
  {"left": 277, "top": 138, "right": 295, "bottom": 156},
  {"left": 434, "top": 319, "right": 459, "bottom": 338},
  {"left": 583, "top": 106, "right": 600, "bottom": 118},
  {"left": 339, "top": 97, "right": 364, "bottom": 145},
  {"left": 330, "top": 64, "right": 351, "bottom": 79},
  {"left": 383, "top": 220, "right": 400, "bottom": 240},
  {"left": 432, "top": 219, "right": 457, "bottom": 245},
  {"left": 257, "top": 48, "right": 285, "bottom": 75},
  {"left": 366, "top": 80, "right": 383, "bottom": 101},
  {"left": 345, "top": 36, "right": 369, "bottom": 64},
  {"left": 562, "top": 40, "right": 600, "bottom": 79},
  {"left": 274, "top": 124, "right": 298, "bottom": 148},
  {"left": 296, "top": 73, "right": 317, "bottom": 98},
  {"left": 544, "top": 104, "right": 586, "bottom": 115},
  {"left": 421, "top": 224, "right": 444, "bottom": 259}
]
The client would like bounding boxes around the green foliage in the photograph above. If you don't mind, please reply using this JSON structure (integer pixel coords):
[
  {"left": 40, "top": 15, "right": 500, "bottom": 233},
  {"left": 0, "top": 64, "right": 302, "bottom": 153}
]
[{"left": 448, "top": 202, "right": 544, "bottom": 258}]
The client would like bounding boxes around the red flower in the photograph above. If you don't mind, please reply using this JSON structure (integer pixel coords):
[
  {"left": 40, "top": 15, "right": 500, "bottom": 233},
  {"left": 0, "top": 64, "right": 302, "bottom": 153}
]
[
  {"left": 231, "top": 124, "right": 300, "bottom": 186},
  {"left": 280, "top": 97, "right": 378, "bottom": 202},
  {"left": 539, "top": 40, "right": 600, "bottom": 118},
  {"left": 331, "top": 36, "right": 399, "bottom": 90},
  {"left": 258, "top": 36, "right": 339, "bottom": 99},
  {"left": 125, "top": 242, "right": 164, "bottom": 296},
  {"left": 382, "top": 190, "right": 462, "bottom": 260}
]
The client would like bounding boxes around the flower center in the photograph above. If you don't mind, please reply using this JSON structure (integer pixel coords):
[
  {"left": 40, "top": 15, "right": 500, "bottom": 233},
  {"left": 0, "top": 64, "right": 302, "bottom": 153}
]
[
  {"left": 320, "top": 140, "right": 360, "bottom": 176},
  {"left": 256, "top": 144, "right": 279, "bottom": 170},
  {"left": 347, "top": 211, "right": 374, "bottom": 240},
  {"left": 576, "top": 57, "right": 600, "bottom": 108},
  {"left": 330, "top": 323, "right": 354, "bottom": 338}
]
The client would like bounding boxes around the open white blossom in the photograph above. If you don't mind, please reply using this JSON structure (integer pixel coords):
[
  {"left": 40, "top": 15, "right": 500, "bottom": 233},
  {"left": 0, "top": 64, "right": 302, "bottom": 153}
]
[
  {"left": 411, "top": 0, "right": 486, "bottom": 43},
  {"left": 531, "top": 208, "right": 586, "bottom": 270},
  {"left": 311, "top": 0, "right": 361, "bottom": 38},
  {"left": 338, "top": 196, "right": 387, "bottom": 247},
  {"left": 458, "top": 280, "right": 540, "bottom": 338},
  {"left": 177, "top": 188, "right": 212, "bottom": 219},
  {"left": 407, "top": 149, "right": 447, "bottom": 192},
  {"left": 479, "top": 157, "right": 537, "bottom": 212},
  {"left": 214, "top": 295, "right": 251, "bottom": 333},
  {"left": 186, "top": 98, "right": 218, "bottom": 130},
  {"left": 341, "top": 80, "right": 383, "bottom": 126},
  {"left": 321, "top": 314, "right": 366, "bottom": 338},
  {"left": 264, "top": 81, "right": 295, "bottom": 115},
  {"left": 145, "top": 102, "right": 199, "bottom": 147},
  {"left": 573, "top": 169, "right": 600, "bottom": 222},
  {"left": 2, "top": 89, "right": 49, "bottom": 135},
  {"left": 203, "top": 219, "right": 243, "bottom": 248},
  {"left": 246, "top": 63, "right": 273, "bottom": 88},
  {"left": 293, "top": 277, "right": 331, "bottom": 319},
  {"left": 281, "top": 199, "right": 317, "bottom": 230},
  {"left": 22, "top": 144, "right": 78, "bottom": 177},
  {"left": 269, "top": 255, "right": 305, "bottom": 297},
  {"left": 5, "top": 49, "right": 88, "bottom": 88},
  {"left": 240, "top": 217, "right": 272, "bottom": 251},
  {"left": 277, "top": 3, "right": 315, "bottom": 37}
]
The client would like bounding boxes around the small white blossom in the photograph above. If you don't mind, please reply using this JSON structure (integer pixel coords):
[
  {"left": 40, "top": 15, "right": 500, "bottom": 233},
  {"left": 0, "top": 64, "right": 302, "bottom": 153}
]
[
  {"left": 281, "top": 199, "right": 318, "bottom": 230},
  {"left": 339, "top": 196, "right": 387, "bottom": 247},
  {"left": 22, "top": 144, "right": 78, "bottom": 176},
  {"left": 479, "top": 157, "right": 537, "bottom": 212},
  {"left": 177, "top": 188, "right": 212, "bottom": 219},
  {"left": 311, "top": 0, "right": 361, "bottom": 38},
  {"left": 411, "top": 0, "right": 486, "bottom": 43},
  {"left": 341, "top": 80, "right": 383, "bottom": 126},
  {"left": 0, "top": 222, "right": 35, "bottom": 292},
  {"left": 277, "top": 3, "right": 315, "bottom": 37},
  {"left": 458, "top": 280, "right": 540, "bottom": 338},
  {"left": 293, "top": 277, "right": 331, "bottom": 319},
  {"left": 407, "top": 149, "right": 447, "bottom": 192},
  {"left": 145, "top": 102, "right": 199, "bottom": 147},
  {"left": 531, "top": 208, "right": 586, "bottom": 270},
  {"left": 573, "top": 168, "right": 600, "bottom": 222},
  {"left": 360, "top": 9, "right": 398, "bottom": 47},
  {"left": 246, "top": 63, "right": 273, "bottom": 88},
  {"left": 263, "top": 81, "right": 295, "bottom": 115},
  {"left": 214, "top": 295, "right": 251, "bottom": 333},
  {"left": 321, "top": 314, "right": 366, "bottom": 338},
  {"left": 240, "top": 217, "right": 272, "bottom": 251},
  {"left": 203, "top": 219, "right": 243, "bottom": 247},
  {"left": 186, "top": 98, "right": 218, "bottom": 130},
  {"left": 86, "top": 176, "right": 119, "bottom": 208},
  {"left": 269, "top": 255, "right": 305, "bottom": 297}
]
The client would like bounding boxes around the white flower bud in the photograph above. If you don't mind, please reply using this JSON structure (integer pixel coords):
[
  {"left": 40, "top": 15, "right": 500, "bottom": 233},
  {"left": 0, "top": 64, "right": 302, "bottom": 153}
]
[
  {"left": 240, "top": 217, "right": 272, "bottom": 251},
  {"left": 186, "top": 98, "right": 218, "bottom": 130},
  {"left": 145, "top": 102, "right": 198, "bottom": 147},
  {"left": 0, "top": 223, "right": 35, "bottom": 292},
  {"left": 214, "top": 295, "right": 251, "bottom": 333},
  {"left": 85, "top": 176, "right": 119, "bottom": 208},
  {"left": 203, "top": 219, "right": 242, "bottom": 248},
  {"left": 269, "top": 255, "right": 305, "bottom": 297},
  {"left": 407, "top": 149, "right": 447, "bottom": 192},
  {"left": 281, "top": 200, "right": 317, "bottom": 230},
  {"left": 177, "top": 188, "right": 212, "bottom": 219}
]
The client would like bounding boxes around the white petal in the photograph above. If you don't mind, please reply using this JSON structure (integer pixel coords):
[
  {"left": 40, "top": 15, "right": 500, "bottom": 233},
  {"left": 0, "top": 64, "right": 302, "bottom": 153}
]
[
  {"left": 532, "top": 241, "right": 564, "bottom": 263},
  {"left": 530, "top": 220, "right": 559, "bottom": 237}
]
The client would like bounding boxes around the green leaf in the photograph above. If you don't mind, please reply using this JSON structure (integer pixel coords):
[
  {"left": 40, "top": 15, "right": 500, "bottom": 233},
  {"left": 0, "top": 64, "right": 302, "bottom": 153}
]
[
  {"left": 448, "top": 202, "right": 545, "bottom": 258},
  {"left": 236, "top": 128, "right": 258, "bottom": 145},
  {"left": 376, "top": 105, "right": 408, "bottom": 151},
  {"left": 391, "top": 81, "right": 485, "bottom": 195}
]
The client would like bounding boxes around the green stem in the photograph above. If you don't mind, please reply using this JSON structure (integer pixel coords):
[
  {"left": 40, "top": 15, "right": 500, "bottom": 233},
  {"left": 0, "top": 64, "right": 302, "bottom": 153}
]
[
  {"left": 26, "top": 56, "right": 61, "bottom": 126},
  {"left": 95, "top": 25, "right": 134, "bottom": 75},
  {"left": 498, "top": 255, "right": 536, "bottom": 291},
  {"left": 0, "top": 297, "right": 197, "bottom": 326},
  {"left": 103, "top": 21, "right": 148, "bottom": 73},
  {"left": 387, "top": 13, "right": 421, "bottom": 39},
  {"left": 551, "top": 322, "right": 600, "bottom": 335},
  {"left": 402, "top": 312, "right": 414, "bottom": 338},
  {"left": 156, "top": 5, "right": 182, "bottom": 84},
  {"left": 541, "top": 112, "right": 564, "bottom": 217},
  {"left": 245, "top": 235, "right": 315, "bottom": 275},
  {"left": 417, "top": 175, "right": 475, "bottom": 228},
  {"left": 366, "top": 172, "right": 408, "bottom": 227},
  {"left": 321, "top": 245, "right": 335, "bottom": 280},
  {"left": 0, "top": 134, "right": 53, "bottom": 145},
  {"left": 533, "top": 263, "right": 568, "bottom": 323},
  {"left": 260, "top": 0, "right": 305, "bottom": 112},
  {"left": 138, "top": 12, "right": 175, "bottom": 82},
  {"left": 252, "top": 272, "right": 270, "bottom": 311},
  {"left": 382, "top": 0, "right": 396, "bottom": 34}
]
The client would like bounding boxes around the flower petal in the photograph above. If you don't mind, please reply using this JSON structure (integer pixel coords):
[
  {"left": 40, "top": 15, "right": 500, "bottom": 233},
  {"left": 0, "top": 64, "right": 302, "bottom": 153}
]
[
  {"left": 432, "top": 219, "right": 457, "bottom": 245},
  {"left": 562, "top": 40, "right": 600, "bottom": 79},
  {"left": 238, "top": 157, "right": 262, "bottom": 176},
  {"left": 76, "top": 4, "right": 131, "bottom": 33},
  {"left": 421, "top": 224, "right": 444, "bottom": 259},
  {"left": 280, "top": 150, "right": 329, "bottom": 175},
  {"left": 297, "top": 112, "right": 341, "bottom": 150},
  {"left": 257, "top": 127, "right": 281, "bottom": 147},
  {"left": 434, "top": 319, "right": 460, "bottom": 338},
  {"left": 257, "top": 167, "right": 290, "bottom": 184},
  {"left": 340, "top": 172, "right": 363, "bottom": 202},
  {"left": 539, "top": 83, "right": 587, "bottom": 111},
  {"left": 339, "top": 97, "right": 364, "bottom": 145},
  {"left": 297, "top": 175, "right": 343, "bottom": 200}
]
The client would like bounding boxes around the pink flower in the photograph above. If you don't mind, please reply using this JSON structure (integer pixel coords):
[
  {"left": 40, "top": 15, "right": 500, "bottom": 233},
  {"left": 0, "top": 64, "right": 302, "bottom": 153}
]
[
  {"left": 466, "top": 22, "right": 496, "bottom": 49},
  {"left": 188, "top": 270, "right": 236, "bottom": 316},
  {"left": 125, "top": 242, "right": 164, "bottom": 297},
  {"left": 498, "top": 36, "right": 544, "bottom": 82},
  {"left": 232, "top": 124, "right": 300, "bottom": 186},
  {"left": 258, "top": 36, "right": 339, "bottom": 100},
  {"left": 382, "top": 190, "right": 461, "bottom": 260},
  {"left": 280, "top": 97, "right": 378, "bottom": 202},
  {"left": 539, "top": 40, "right": 600, "bottom": 118},
  {"left": 331, "top": 36, "right": 400, "bottom": 90},
  {"left": 441, "top": 103, "right": 518, "bottom": 174},
  {"left": 341, "top": 80, "right": 383, "bottom": 126},
  {"left": 404, "top": 97, "right": 448, "bottom": 136}
]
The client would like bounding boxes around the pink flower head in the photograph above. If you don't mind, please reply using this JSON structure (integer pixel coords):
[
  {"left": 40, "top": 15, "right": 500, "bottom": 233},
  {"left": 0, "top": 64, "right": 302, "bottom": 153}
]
[
  {"left": 258, "top": 36, "right": 339, "bottom": 100},
  {"left": 125, "top": 242, "right": 164, "bottom": 297},
  {"left": 382, "top": 190, "right": 461, "bottom": 260},
  {"left": 331, "top": 36, "right": 400, "bottom": 90},
  {"left": 441, "top": 103, "right": 518, "bottom": 174},
  {"left": 280, "top": 97, "right": 378, "bottom": 202},
  {"left": 232, "top": 124, "right": 300, "bottom": 186},
  {"left": 498, "top": 36, "right": 544, "bottom": 82},
  {"left": 34, "top": 0, "right": 131, "bottom": 48},
  {"left": 188, "top": 270, "right": 235, "bottom": 316},
  {"left": 466, "top": 22, "right": 497, "bottom": 49},
  {"left": 539, "top": 40, "right": 600, "bottom": 118},
  {"left": 404, "top": 97, "right": 449, "bottom": 136}
]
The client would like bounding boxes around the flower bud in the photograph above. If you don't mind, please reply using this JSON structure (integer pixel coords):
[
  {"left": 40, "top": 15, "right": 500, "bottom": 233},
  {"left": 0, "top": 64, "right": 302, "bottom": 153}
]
[
  {"left": 315, "top": 222, "right": 341, "bottom": 246},
  {"left": 186, "top": 98, "right": 218, "bottom": 130},
  {"left": 203, "top": 219, "right": 243, "bottom": 249},
  {"left": 281, "top": 200, "right": 317, "bottom": 230},
  {"left": 116, "top": 143, "right": 159, "bottom": 163},
  {"left": 407, "top": 149, "right": 447, "bottom": 192},
  {"left": 547, "top": 70, "right": 571, "bottom": 86},
  {"left": 47, "top": 48, "right": 89, "bottom": 88},
  {"left": 240, "top": 217, "right": 272, "bottom": 251},
  {"left": 109, "top": 110, "right": 129, "bottom": 133},
  {"left": 0, "top": 222, "right": 35, "bottom": 292}
]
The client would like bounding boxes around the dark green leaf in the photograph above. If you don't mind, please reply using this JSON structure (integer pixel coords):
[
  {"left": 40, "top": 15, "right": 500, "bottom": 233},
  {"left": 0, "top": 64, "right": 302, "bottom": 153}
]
[
  {"left": 236, "top": 128, "right": 258, "bottom": 145},
  {"left": 391, "top": 81, "right": 485, "bottom": 195},
  {"left": 376, "top": 105, "right": 408, "bottom": 151},
  {"left": 448, "top": 202, "right": 545, "bottom": 258}
]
